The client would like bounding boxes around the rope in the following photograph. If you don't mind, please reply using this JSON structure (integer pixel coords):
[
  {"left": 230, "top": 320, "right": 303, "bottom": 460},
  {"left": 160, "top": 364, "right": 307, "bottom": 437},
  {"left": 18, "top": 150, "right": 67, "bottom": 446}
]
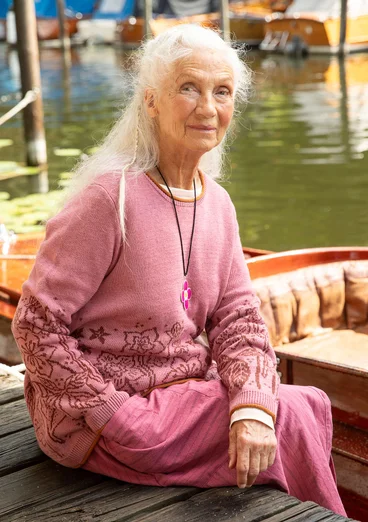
[
  {"left": 0, "top": 88, "right": 39, "bottom": 127},
  {"left": 0, "top": 363, "right": 25, "bottom": 382}
]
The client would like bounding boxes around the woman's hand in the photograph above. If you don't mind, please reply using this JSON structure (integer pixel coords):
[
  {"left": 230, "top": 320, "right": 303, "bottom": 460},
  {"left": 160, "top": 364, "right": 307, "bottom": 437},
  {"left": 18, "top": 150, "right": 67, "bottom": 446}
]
[{"left": 229, "top": 419, "right": 277, "bottom": 488}]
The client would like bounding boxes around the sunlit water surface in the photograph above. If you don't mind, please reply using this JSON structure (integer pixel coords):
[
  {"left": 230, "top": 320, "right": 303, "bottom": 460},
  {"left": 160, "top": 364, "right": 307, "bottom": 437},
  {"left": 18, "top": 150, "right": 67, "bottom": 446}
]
[{"left": 0, "top": 45, "right": 367, "bottom": 250}]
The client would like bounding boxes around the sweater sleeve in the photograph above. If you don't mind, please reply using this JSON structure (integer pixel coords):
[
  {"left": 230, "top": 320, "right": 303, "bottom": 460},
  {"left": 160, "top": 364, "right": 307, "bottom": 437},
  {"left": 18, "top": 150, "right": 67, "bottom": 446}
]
[
  {"left": 11, "top": 183, "right": 129, "bottom": 434},
  {"left": 206, "top": 203, "right": 279, "bottom": 421}
]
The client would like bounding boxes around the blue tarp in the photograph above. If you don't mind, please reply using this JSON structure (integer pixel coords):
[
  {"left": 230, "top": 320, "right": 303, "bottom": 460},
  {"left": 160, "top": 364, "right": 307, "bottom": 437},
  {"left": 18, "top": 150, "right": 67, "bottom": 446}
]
[
  {"left": 0, "top": 0, "right": 11, "bottom": 20},
  {"left": 34, "top": 0, "right": 96, "bottom": 17},
  {"left": 0, "top": 0, "right": 134, "bottom": 21},
  {"left": 93, "top": 0, "right": 135, "bottom": 19}
]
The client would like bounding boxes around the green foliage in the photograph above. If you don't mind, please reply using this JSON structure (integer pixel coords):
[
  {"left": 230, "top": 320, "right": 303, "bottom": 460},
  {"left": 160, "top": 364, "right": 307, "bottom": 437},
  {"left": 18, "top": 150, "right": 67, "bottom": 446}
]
[{"left": 0, "top": 189, "right": 66, "bottom": 234}]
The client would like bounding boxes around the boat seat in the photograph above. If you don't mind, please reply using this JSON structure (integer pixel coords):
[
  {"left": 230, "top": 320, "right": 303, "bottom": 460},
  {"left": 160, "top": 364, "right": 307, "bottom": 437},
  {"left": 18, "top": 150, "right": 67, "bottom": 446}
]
[
  {"left": 253, "top": 260, "right": 368, "bottom": 348},
  {"left": 253, "top": 260, "right": 368, "bottom": 430}
]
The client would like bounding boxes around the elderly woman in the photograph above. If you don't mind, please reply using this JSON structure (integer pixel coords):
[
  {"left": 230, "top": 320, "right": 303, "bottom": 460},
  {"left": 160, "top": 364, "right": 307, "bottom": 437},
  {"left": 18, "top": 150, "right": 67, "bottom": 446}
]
[{"left": 12, "top": 25, "right": 345, "bottom": 516}]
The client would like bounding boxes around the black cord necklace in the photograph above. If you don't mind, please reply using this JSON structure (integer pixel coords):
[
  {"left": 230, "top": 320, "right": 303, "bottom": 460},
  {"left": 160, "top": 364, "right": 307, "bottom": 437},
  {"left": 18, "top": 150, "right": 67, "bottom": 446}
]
[{"left": 156, "top": 165, "right": 197, "bottom": 311}]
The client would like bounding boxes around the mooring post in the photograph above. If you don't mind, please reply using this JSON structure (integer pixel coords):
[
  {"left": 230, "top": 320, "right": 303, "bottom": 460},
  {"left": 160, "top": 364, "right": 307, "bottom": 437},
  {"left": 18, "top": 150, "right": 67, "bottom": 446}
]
[
  {"left": 144, "top": 0, "right": 152, "bottom": 40},
  {"left": 13, "top": 0, "right": 47, "bottom": 168},
  {"left": 220, "top": 0, "right": 230, "bottom": 42},
  {"left": 339, "top": 0, "right": 348, "bottom": 55},
  {"left": 56, "top": 0, "right": 71, "bottom": 52}
]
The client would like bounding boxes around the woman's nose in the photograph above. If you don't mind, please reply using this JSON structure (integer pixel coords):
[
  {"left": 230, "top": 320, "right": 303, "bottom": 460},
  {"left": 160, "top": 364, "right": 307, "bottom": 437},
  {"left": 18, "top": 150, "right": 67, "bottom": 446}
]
[{"left": 196, "top": 93, "right": 216, "bottom": 117}]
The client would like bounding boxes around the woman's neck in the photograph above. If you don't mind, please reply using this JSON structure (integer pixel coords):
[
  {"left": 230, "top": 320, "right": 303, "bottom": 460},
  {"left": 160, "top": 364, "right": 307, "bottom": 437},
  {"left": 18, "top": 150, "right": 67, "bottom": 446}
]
[{"left": 153, "top": 151, "right": 202, "bottom": 190}]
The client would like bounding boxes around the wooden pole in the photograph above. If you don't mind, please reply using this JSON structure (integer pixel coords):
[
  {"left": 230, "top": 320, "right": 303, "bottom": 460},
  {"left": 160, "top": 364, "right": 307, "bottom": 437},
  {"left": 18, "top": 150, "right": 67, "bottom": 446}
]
[
  {"left": 144, "top": 0, "right": 152, "bottom": 40},
  {"left": 339, "top": 0, "right": 348, "bottom": 55},
  {"left": 56, "top": 0, "right": 71, "bottom": 52},
  {"left": 13, "top": 0, "right": 47, "bottom": 168},
  {"left": 220, "top": 0, "right": 230, "bottom": 42}
]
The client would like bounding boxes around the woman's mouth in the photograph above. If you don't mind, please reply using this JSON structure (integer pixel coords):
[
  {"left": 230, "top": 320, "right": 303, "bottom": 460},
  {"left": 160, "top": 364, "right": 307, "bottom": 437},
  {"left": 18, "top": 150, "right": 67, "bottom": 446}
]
[{"left": 188, "top": 125, "right": 216, "bottom": 132}]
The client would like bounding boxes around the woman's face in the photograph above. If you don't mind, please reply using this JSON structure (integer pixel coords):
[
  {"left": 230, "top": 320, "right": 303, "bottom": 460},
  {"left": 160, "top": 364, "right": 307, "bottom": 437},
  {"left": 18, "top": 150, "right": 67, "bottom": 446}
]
[{"left": 146, "top": 50, "right": 235, "bottom": 155}]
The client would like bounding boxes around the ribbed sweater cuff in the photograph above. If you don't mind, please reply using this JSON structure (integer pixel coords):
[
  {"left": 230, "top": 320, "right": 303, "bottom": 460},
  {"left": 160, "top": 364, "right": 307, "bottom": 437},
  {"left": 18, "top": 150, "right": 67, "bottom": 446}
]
[
  {"left": 229, "top": 391, "right": 278, "bottom": 422},
  {"left": 86, "top": 391, "right": 129, "bottom": 433}
]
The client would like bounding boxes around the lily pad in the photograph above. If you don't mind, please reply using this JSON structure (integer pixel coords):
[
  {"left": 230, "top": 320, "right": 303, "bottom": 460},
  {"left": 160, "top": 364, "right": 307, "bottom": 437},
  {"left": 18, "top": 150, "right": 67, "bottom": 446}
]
[
  {"left": 0, "top": 139, "right": 14, "bottom": 148},
  {"left": 53, "top": 148, "right": 82, "bottom": 157},
  {"left": 59, "top": 171, "right": 73, "bottom": 180},
  {"left": 0, "top": 192, "right": 10, "bottom": 201},
  {"left": 58, "top": 179, "right": 71, "bottom": 187},
  {"left": 14, "top": 166, "right": 41, "bottom": 175},
  {"left": 86, "top": 146, "right": 99, "bottom": 155},
  {"left": 0, "top": 189, "right": 66, "bottom": 233},
  {"left": 0, "top": 161, "right": 18, "bottom": 173}
]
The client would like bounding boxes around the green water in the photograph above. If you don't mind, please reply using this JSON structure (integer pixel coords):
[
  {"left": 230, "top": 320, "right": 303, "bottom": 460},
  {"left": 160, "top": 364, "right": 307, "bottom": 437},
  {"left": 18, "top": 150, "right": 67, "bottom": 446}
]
[{"left": 0, "top": 45, "right": 367, "bottom": 251}]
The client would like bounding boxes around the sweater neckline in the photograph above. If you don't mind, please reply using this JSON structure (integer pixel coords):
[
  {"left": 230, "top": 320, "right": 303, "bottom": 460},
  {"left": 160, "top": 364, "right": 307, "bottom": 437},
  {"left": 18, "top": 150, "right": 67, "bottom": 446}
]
[{"left": 144, "top": 171, "right": 206, "bottom": 205}]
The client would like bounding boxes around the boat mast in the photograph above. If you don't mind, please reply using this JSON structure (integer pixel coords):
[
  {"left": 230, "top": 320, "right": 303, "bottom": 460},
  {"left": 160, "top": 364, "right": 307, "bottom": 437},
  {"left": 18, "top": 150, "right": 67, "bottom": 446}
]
[
  {"left": 13, "top": 0, "right": 47, "bottom": 170},
  {"left": 56, "top": 0, "right": 71, "bottom": 53},
  {"left": 339, "top": 0, "right": 348, "bottom": 55},
  {"left": 144, "top": 0, "right": 153, "bottom": 39},
  {"left": 220, "top": 0, "right": 230, "bottom": 42}
]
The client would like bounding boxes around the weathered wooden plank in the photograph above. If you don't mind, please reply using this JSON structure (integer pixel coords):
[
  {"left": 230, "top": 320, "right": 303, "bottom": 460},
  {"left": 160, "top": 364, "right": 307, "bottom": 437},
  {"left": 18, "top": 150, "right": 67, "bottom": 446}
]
[
  {"left": 6, "top": 479, "right": 199, "bottom": 522},
  {"left": 0, "top": 399, "right": 31, "bottom": 437},
  {"left": 0, "top": 426, "right": 45, "bottom": 477},
  {"left": 133, "top": 486, "right": 300, "bottom": 522},
  {"left": 0, "top": 460, "right": 105, "bottom": 519},
  {"left": 262, "top": 501, "right": 354, "bottom": 521},
  {"left": 0, "top": 384, "right": 24, "bottom": 405}
]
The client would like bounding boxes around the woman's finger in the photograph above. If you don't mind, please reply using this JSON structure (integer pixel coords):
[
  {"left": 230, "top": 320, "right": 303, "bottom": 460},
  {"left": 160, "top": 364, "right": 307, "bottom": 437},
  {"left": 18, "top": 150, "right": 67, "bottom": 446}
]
[
  {"left": 268, "top": 443, "right": 277, "bottom": 468},
  {"left": 259, "top": 452, "right": 269, "bottom": 473},
  {"left": 246, "top": 450, "right": 260, "bottom": 487},
  {"left": 228, "top": 431, "right": 237, "bottom": 469},
  {"left": 236, "top": 442, "right": 250, "bottom": 488}
]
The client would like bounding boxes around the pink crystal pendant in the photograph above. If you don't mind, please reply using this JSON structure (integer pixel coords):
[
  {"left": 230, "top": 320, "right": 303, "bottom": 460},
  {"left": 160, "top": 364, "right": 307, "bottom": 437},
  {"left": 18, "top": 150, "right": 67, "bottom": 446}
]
[{"left": 181, "top": 280, "right": 192, "bottom": 311}]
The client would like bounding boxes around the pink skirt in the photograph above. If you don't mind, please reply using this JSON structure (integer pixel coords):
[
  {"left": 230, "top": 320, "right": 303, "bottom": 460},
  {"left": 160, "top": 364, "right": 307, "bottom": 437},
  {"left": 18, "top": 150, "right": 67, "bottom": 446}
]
[{"left": 83, "top": 380, "right": 346, "bottom": 516}]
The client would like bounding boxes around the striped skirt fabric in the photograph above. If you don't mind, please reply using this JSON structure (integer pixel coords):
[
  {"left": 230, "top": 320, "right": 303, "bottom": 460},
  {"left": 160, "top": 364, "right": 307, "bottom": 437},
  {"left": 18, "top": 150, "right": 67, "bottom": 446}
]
[{"left": 83, "top": 380, "right": 346, "bottom": 516}]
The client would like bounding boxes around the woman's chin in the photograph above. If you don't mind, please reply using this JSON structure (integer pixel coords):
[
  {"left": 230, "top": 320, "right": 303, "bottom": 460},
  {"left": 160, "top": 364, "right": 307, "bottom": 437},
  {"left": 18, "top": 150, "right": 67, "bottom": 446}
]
[{"left": 185, "top": 138, "right": 219, "bottom": 154}]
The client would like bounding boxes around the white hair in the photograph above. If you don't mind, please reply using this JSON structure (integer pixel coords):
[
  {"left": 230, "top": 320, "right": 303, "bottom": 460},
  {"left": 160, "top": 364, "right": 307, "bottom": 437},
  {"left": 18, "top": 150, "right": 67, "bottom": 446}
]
[{"left": 63, "top": 24, "right": 252, "bottom": 239}]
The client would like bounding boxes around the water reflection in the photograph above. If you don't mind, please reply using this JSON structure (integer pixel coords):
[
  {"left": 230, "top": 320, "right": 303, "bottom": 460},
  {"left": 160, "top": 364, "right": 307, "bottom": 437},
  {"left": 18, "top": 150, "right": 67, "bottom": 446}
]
[{"left": 0, "top": 44, "right": 367, "bottom": 250}]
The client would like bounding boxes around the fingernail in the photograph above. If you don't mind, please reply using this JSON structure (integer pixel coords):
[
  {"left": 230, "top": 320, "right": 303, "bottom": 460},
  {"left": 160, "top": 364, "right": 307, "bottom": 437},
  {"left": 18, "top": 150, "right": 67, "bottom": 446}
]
[{"left": 239, "top": 484, "right": 246, "bottom": 489}]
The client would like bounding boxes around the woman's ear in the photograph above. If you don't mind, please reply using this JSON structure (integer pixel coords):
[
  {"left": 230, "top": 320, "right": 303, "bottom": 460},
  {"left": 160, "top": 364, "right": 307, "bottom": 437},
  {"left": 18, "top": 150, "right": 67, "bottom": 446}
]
[{"left": 144, "top": 89, "right": 158, "bottom": 117}]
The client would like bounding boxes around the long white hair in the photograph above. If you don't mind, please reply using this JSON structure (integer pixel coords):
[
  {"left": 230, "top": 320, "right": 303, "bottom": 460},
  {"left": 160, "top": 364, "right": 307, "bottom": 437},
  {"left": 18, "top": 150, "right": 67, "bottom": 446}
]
[{"left": 64, "top": 24, "right": 252, "bottom": 239}]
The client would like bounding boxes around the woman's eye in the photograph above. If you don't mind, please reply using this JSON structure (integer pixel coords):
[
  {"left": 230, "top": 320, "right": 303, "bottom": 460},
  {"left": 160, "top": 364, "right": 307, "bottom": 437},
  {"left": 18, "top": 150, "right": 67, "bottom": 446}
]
[
  {"left": 181, "top": 85, "right": 196, "bottom": 93},
  {"left": 217, "top": 88, "right": 231, "bottom": 96}
]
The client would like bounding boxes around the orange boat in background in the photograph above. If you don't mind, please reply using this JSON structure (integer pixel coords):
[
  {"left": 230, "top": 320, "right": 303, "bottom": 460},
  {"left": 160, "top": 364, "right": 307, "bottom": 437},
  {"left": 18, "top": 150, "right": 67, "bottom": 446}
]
[
  {"left": 116, "top": 0, "right": 293, "bottom": 47},
  {"left": 37, "top": 18, "right": 78, "bottom": 41},
  {"left": 260, "top": 0, "right": 368, "bottom": 54}
]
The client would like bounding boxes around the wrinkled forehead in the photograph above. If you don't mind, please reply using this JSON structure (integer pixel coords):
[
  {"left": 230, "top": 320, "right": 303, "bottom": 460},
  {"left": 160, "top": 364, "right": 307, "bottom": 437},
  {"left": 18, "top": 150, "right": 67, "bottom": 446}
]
[{"left": 162, "top": 49, "right": 236, "bottom": 86}]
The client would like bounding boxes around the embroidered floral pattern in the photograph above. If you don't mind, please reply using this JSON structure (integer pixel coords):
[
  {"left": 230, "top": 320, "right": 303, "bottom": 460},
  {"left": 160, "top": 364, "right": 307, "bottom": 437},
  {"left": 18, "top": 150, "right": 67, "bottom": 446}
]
[
  {"left": 210, "top": 304, "right": 277, "bottom": 398},
  {"left": 89, "top": 326, "right": 111, "bottom": 344},
  {"left": 122, "top": 327, "right": 166, "bottom": 355},
  {"left": 13, "top": 288, "right": 278, "bottom": 463}
]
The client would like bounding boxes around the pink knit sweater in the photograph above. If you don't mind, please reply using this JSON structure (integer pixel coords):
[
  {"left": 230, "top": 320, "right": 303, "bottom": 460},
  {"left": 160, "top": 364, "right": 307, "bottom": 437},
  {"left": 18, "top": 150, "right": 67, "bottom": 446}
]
[{"left": 12, "top": 171, "right": 279, "bottom": 468}]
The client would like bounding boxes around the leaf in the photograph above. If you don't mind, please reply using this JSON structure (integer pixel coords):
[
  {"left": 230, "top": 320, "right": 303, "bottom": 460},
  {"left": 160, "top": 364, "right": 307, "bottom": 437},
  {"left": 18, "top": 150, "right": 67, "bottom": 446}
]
[
  {"left": 86, "top": 146, "right": 99, "bottom": 155},
  {"left": 0, "top": 139, "right": 13, "bottom": 148},
  {"left": 53, "top": 148, "right": 82, "bottom": 157},
  {"left": 0, "top": 192, "right": 10, "bottom": 201},
  {"left": 0, "top": 161, "right": 18, "bottom": 172},
  {"left": 59, "top": 171, "right": 73, "bottom": 179}
]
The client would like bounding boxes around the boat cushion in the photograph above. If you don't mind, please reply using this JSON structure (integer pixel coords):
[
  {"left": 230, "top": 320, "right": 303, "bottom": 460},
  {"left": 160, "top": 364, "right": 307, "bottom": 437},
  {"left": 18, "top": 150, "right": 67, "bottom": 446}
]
[{"left": 253, "top": 260, "right": 368, "bottom": 346}]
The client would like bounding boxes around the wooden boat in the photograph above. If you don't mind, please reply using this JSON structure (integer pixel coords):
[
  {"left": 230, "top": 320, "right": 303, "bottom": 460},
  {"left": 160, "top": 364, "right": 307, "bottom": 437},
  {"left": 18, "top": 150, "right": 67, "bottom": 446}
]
[
  {"left": 245, "top": 247, "right": 368, "bottom": 521},
  {"left": 36, "top": 19, "right": 78, "bottom": 41},
  {"left": 117, "top": 13, "right": 219, "bottom": 47},
  {"left": 117, "top": 1, "right": 292, "bottom": 48},
  {"left": 3, "top": 1, "right": 95, "bottom": 44},
  {"left": 260, "top": 0, "right": 368, "bottom": 55},
  {"left": 1, "top": 237, "right": 368, "bottom": 517}
]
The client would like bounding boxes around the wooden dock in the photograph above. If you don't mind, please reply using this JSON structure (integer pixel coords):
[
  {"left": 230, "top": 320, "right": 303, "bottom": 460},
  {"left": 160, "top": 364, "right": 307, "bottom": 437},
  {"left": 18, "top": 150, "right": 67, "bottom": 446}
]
[{"left": 0, "top": 383, "right": 356, "bottom": 522}]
